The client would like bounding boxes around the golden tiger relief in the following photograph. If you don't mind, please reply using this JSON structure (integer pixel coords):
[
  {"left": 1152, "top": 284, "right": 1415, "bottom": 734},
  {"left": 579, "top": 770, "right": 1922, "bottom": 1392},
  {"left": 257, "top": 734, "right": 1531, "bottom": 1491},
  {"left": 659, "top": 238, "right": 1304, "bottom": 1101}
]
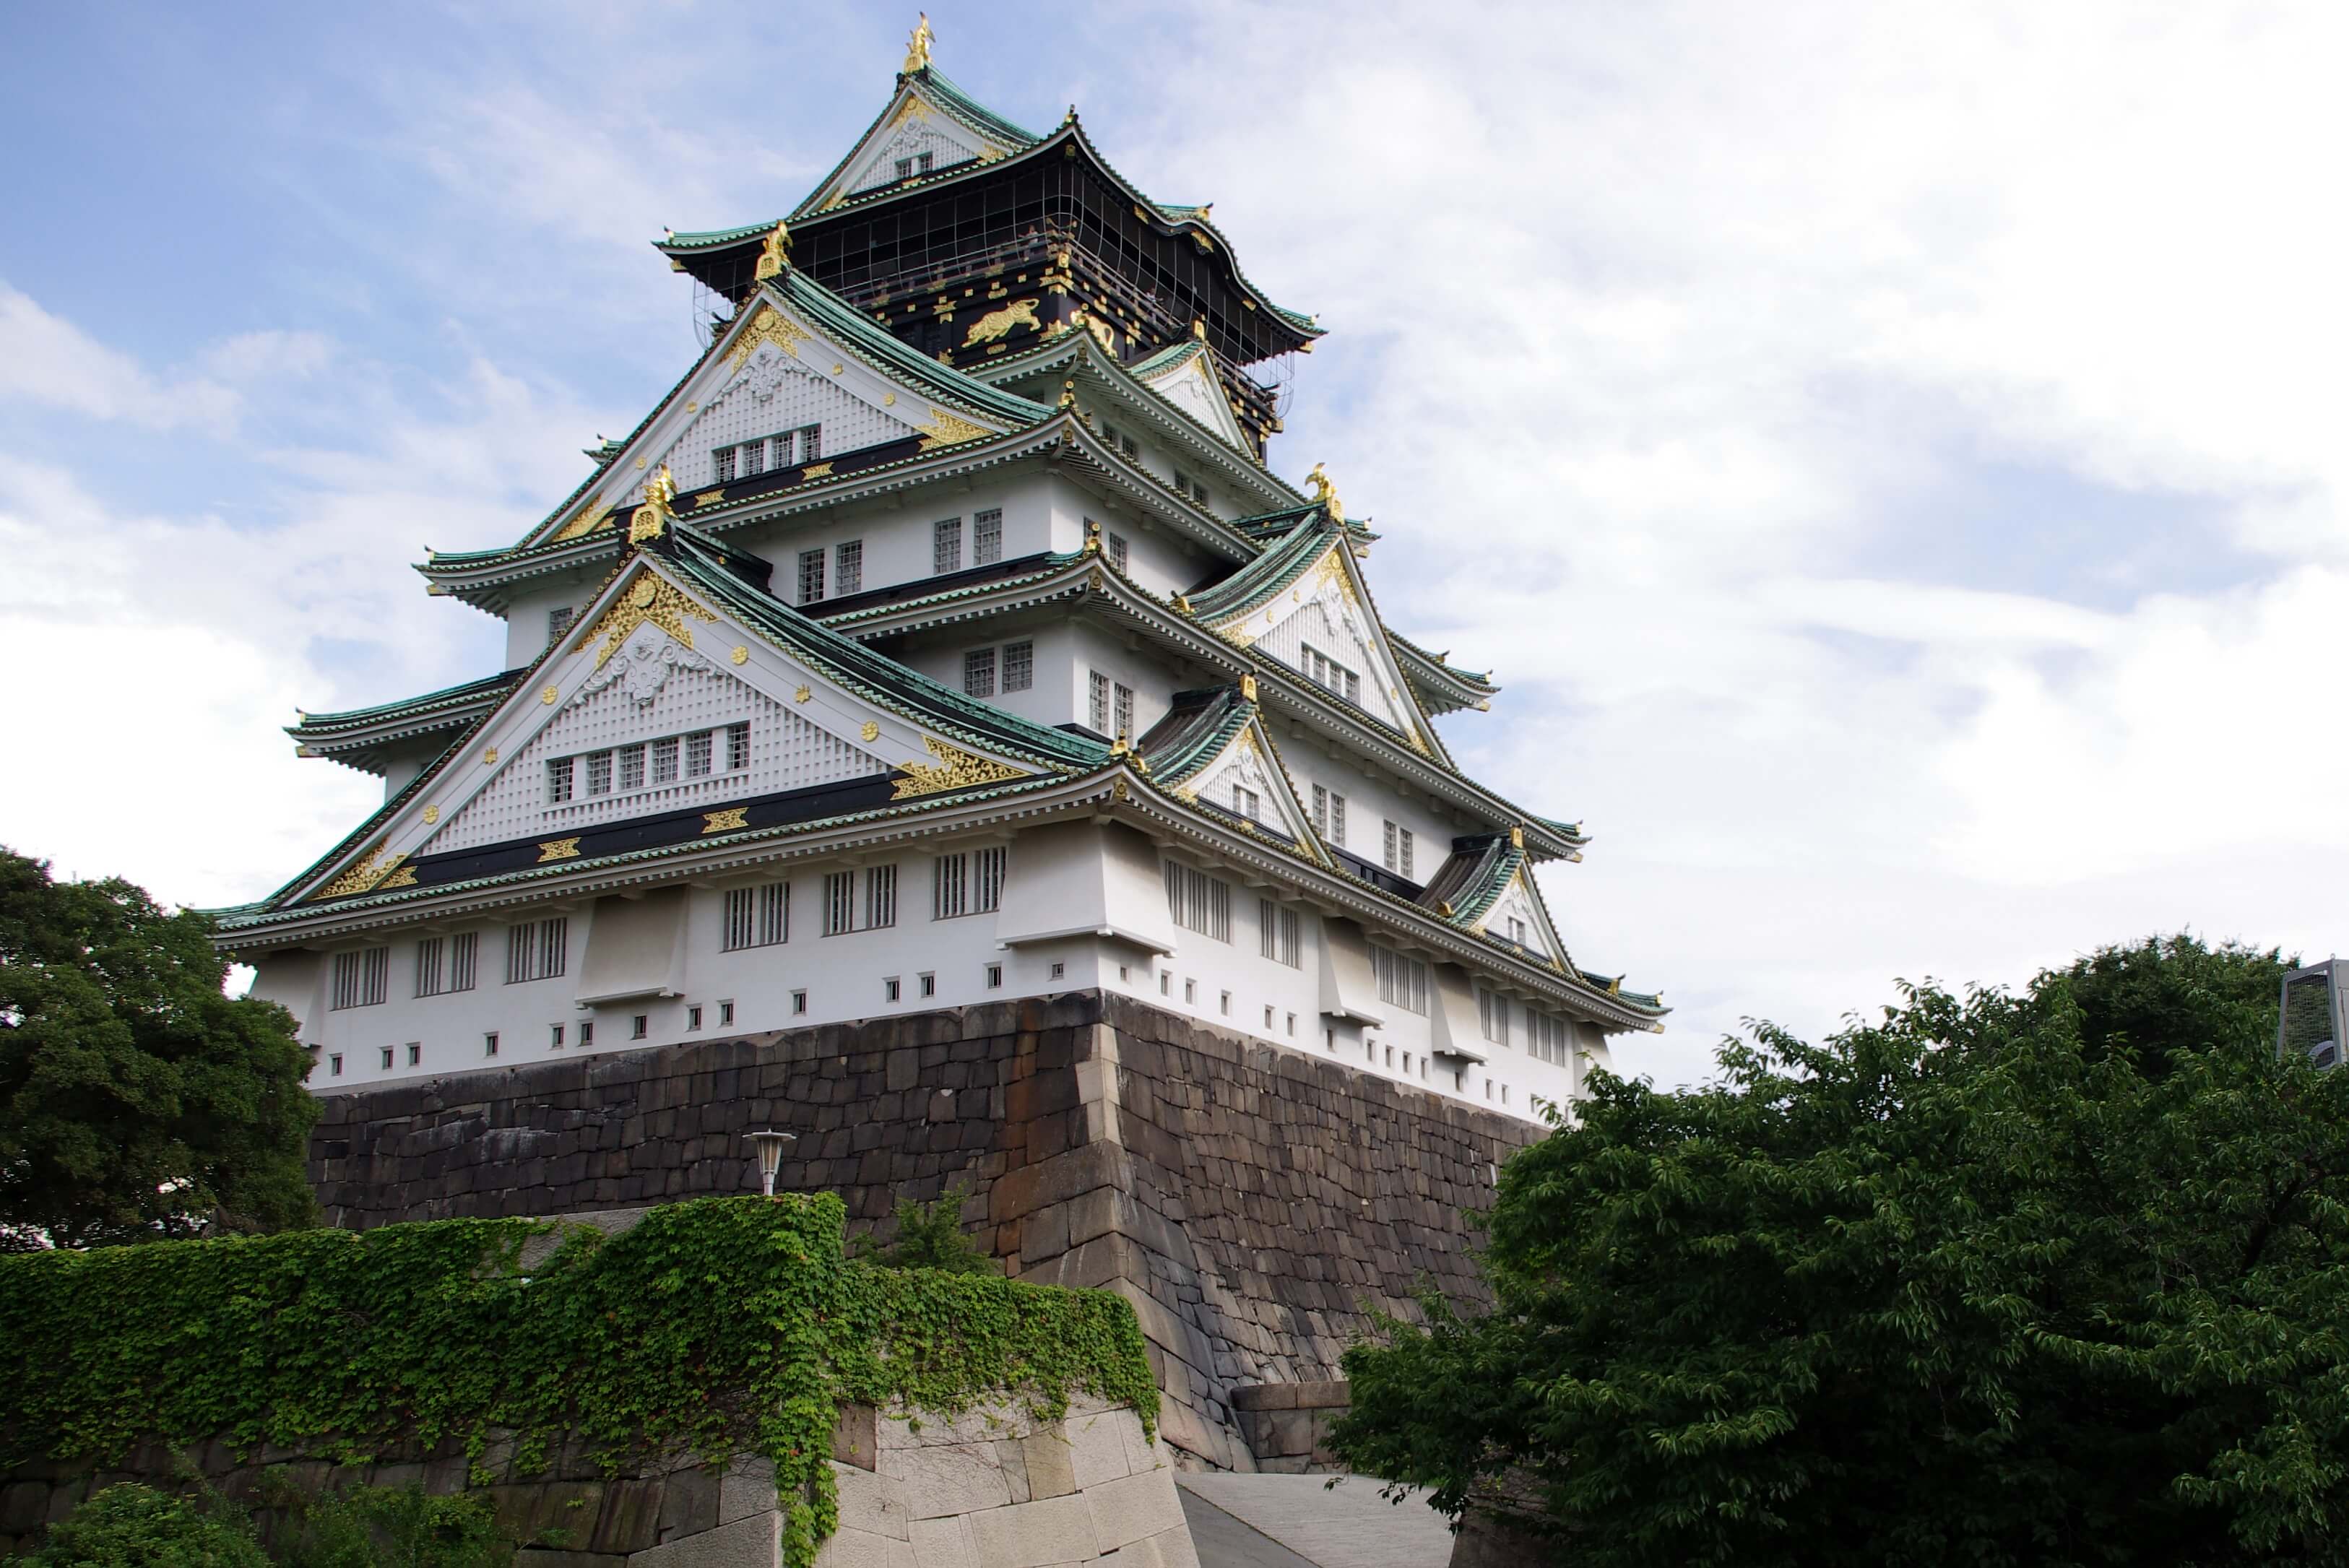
[{"left": 962, "top": 297, "right": 1041, "bottom": 348}]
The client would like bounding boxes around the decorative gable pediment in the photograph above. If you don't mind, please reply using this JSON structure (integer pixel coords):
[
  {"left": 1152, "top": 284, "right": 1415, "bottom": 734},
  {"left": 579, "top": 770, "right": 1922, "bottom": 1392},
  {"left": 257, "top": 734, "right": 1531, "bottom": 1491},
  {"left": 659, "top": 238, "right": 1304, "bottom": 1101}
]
[
  {"left": 805, "top": 86, "right": 1018, "bottom": 215},
  {"left": 1135, "top": 345, "right": 1248, "bottom": 453},
  {"left": 1474, "top": 867, "right": 1570, "bottom": 971},
  {"left": 1167, "top": 711, "right": 1329, "bottom": 866},
  {"left": 292, "top": 558, "right": 1044, "bottom": 903},
  {"left": 1208, "top": 547, "right": 1436, "bottom": 750}
]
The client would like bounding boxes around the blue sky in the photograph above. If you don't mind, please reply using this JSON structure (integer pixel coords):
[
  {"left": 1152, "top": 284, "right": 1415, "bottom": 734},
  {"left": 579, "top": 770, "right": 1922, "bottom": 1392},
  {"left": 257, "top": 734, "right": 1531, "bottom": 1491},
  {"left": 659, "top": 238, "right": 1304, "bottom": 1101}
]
[{"left": 7, "top": 2, "right": 2347, "bottom": 1088}]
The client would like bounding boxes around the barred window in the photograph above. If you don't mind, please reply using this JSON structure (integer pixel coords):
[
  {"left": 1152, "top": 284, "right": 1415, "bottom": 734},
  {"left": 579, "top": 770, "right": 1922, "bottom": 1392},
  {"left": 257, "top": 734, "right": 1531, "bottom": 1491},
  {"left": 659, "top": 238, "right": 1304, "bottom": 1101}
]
[
  {"left": 1232, "top": 784, "right": 1261, "bottom": 821},
  {"left": 964, "top": 647, "right": 997, "bottom": 698},
  {"left": 933, "top": 854, "right": 969, "bottom": 919},
  {"left": 505, "top": 917, "right": 568, "bottom": 983},
  {"left": 723, "top": 883, "right": 789, "bottom": 950},
  {"left": 800, "top": 423, "right": 821, "bottom": 461},
  {"left": 450, "top": 931, "right": 477, "bottom": 992},
  {"left": 547, "top": 756, "right": 575, "bottom": 803},
  {"left": 1164, "top": 862, "right": 1232, "bottom": 942},
  {"left": 1002, "top": 641, "right": 1033, "bottom": 692},
  {"left": 330, "top": 946, "right": 389, "bottom": 1010},
  {"left": 714, "top": 446, "right": 737, "bottom": 482},
  {"left": 1258, "top": 898, "right": 1300, "bottom": 968},
  {"left": 727, "top": 722, "right": 750, "bottom": 770},
  {"left": 973, "top": 508, "right": 1003, "bottom": 565},
  {"left": 975, "top": 846, "right": 1006, "bottom": 911},
  {"left": 1121, "top": 434, "right": 1138, "bottom": 459},
  {"left": 933, "top": 516, "right": 962, "bottom": 573},
  {"left": 1384, "top": 820, "right": 1415, "bottom": 875},
  {"left": 685, "top": 730, "right": 713, "bottom": 777},
  {"left": 1089, "top": 670, "right": 1111, "bottom": 733},
  {"left": 652, "top": 736, "right": 680, "bottom": 784},
  {"left": 619, "top": 743, "right": 645, "bottom": 790},
  {"left": 1113, "top": 682, "right": 1133, "bottom": 741},
  {"left": 586, "top": 750, "right": 613, "bottom": 796},
  {"left": 1528, "top": 1010, "right": 1572, "bottom": 1066},
  {"left": 1312, "top": 785, "right": 1347, "bottom": 844},
  {"left": 823, "top": 871, "right": 855, "bottom": 935},
  {"left": 1107, "top": 532, "right": 1129, "bottom": 572},
  {"left": 894, "top": 156, "right": 913, "bottom": 180},
  {"left": 740, "top": 435, "right": 766, "bottom": 477},
  {"left": 866, "top": 864, "right": 898, "bottom": 928},
  {"left": 1478, "top": 987, "right": 1511, "bottom": 1047},
  {"left": 836, "top": 539, "right": 862, "bottom": 594},
  {"left": 798, "top": 548, "right": 825, "bottom": 605},
  {"left": 547, "top": 606, "right": 575, "bottom": 647},
  {"left": 1370, "top": 943, "right": 1429, "bottom": 1015},
  {"left": 415, "top": 936, "right": 444, "bottom": 997}
]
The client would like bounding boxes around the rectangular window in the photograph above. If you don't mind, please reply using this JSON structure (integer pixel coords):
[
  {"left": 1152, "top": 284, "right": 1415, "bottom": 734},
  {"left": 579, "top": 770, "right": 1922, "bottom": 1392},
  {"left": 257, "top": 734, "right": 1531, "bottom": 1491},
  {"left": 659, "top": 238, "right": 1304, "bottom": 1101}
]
[
  {"left": 381, "top": 1047, "right": 394, "bottom": 1070},
  {"left": 1113, "top": 682, "right": 1133, "bottom": 741},
  {"left": 720, "top": 1000, "right": 735, "bottom": 1026},
  {"left": 933, "top": 854, "right": 969, "bottom": 919},
  {"left": 1371, "top": 943, "right": 1429, "bottom": 1015},
  {"left": 1001, "top": 641, "right": 1033, "bottom": 693},
  {"left": 549, "top": 1023, "right": 564, "bottom": 1049},
  {"left": 975, "top": 846, "right": 1006, "bottom": 911},
  {"left": 964, "top": 647, "right": 997, "bottom": 698},
  {"left": 619, "top": 744, "right": 646, "bottom": 790},
  {"left": 800, "top": 424, "right": 821, "bottom": 461},
  {"left": 1399, "top": 827, "right": 1414, "bottom": 878},
  {"left": 885, "top": 976, "right": 902, "bottom": 1002},
  {"left": 1258, "top": 899, "right": 1301, "bottom": 969},
  {"left": 1193, "top": 482, "right": 1211, "bottom": 510},
  {"left": 1479, "top": 988, "right": 1511, "bottom": 1047},
  {"left": 973, "top": 508, "right": 1003, "bottom": 565},
  {"left": 652, "top": 736, "right": 680, "bottom": 784},
  {"left": 715, "top": 446, "right": 737, "bottom": 482},
  {"left": 483, "top": 1032, "right": 498, "bottom": 1058},
  {"left": 580, "top": 1020, "right": 593, "bottom": 1047},
  {"left": 1121, "top": 434, "right": 1139, "bottom": 459},
  {"left": 631, "top": 1014, "right": 648, "bottom": 1039},
  {"left": 727, "top": 722, "right": 750, "bottom": 770},
  {"left": 758, "top": 883, "right": 788, "bottom": 947},
  {"left": 1314, "top": 786, "right": 1346, "bottom": 842},
  {"left": 722, "top": 887, "right": 755, "bottom": 951},
  {"left": 987, "top": 963, "right": 1003, "bottom": 989},
  {"left": 823, "top": 871, "right": 855, "bottom": 935},
  {"left": 688, "top": 1005, "right": 703, "bottom": 1030},
  {"left": 894, "top": 156, "right": 913, "bottom": 180},
  {"left": 867, "top": 864, "right": 898, "bottom": 929},
  {"left": 933, "top": 516, "right": 962, "bottom": 573},
  {"left": 547, "top": 606, "right": 575, "bottom": 647},
  {"left": 740, "top": 435, "right": 766, "bottom": 477},
  {"left": 415, "top": 936, "right": 444, "bottom": 998},
  {"left": 790, "top": 990, "right": 807, "bottom": 1014},
  {"left": 919, "top": 973, "right": 936, "bottom": 998},
  {"left": 330, "top": 1053, "right": 344, "bottom": 1076},
  {"left": 1232, "top": 784, "right": 1261, "bottom": 820},
  {"left": 836, "top": 539, "right": 862, "bottom": 595},
  {"left": 506, "top": 917, "right": 568, "bottom": 983},
  {"left": 1107, "top": 532, "right": 1130, "bottom": 573},
  {"left": 686, "top": 730, "right": 714, "bottom": 777},
  {"left": 798, "top": 548, "right": 825, "bottom": 605},
  {"left": 1163, "top": 862, "right": 1232, "bottom": 942},
  {"left": 406, "top": 1042, "right": 421, "bottom": 1067},
  {"left": 547, "top": 756, "right": 575, "bottom": 803},
  {"left": 450, "top": 931, "right": 477, "bottom": 992},
  {"left": 330, "top": 947, "right": 389, "bottom": 1010},
  {"left": 1089, "top": 670, "right": 1111, "bottom": 733},
  {"left": 587, "top": 750, "right": 613, "bottom": 796}
]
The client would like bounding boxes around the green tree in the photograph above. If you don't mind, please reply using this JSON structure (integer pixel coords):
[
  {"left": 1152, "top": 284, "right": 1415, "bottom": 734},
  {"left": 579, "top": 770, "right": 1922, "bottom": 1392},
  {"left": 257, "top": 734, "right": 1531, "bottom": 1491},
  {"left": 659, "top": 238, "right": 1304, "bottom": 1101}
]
[
  {"left": 1331, "top": 936, "right": 2349, "bottom": 1567},
  {"left": 0, "top": 849, "right": 317, "bottom": 1249},
  {"left": 854, "top": 1182, "right": 995, "bottom": 1273},
  {"left": 25, "top": 1484, "right": 268, "bottom": 1568}
]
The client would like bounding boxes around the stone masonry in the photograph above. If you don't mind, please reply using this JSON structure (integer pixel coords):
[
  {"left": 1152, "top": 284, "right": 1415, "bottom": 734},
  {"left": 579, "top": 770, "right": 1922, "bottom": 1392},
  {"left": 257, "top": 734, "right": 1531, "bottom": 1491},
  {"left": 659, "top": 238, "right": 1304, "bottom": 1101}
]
[{"left": 307, "top": 991, "right": 1539, "bottom": 1469}]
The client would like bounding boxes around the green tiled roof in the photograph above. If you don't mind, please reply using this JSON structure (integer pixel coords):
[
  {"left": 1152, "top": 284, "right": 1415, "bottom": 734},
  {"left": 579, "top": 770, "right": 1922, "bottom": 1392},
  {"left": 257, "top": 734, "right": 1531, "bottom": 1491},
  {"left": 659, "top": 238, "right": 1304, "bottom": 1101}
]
[
  {"left": 762, "top": 270, "right": 1050, "bottom": 428},
  {"left": 290, "top": 670, "right": 524, "bottom": 739},
  {"left": 912, "top": 67, "right": 1041, "bottom": 147},
  {"left": 661, "top": 218, "right": 782, "bottom": 252},
  {"left": 1184, "top": 512, "right": 1339, "bottom": 622},
  {"left": 1136, "top": 686, "right": 1252, "bottom": 786},
  {"left": 1388, "top": 631, "right": 1495, "bottom": 691},
  {"left": 1417, "top": 833, "right": 1522, "bottom": 927}
]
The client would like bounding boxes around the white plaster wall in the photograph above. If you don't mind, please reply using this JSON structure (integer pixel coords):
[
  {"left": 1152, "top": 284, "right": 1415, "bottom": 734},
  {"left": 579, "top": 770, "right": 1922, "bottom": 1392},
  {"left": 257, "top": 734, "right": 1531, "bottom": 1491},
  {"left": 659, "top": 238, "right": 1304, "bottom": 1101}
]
[
  {"left": 729, "top": 472, "right": 1054, "bottom": 607},
  {"left": 279, "top": 833, "right": 1586, "bottom": 1117},
  {"left": 1064, "top": 621, "right": 1174, "bottom": 740},
  {"left": 1269, "top": 730, "right": 1455, "bottom": 879},
  {"left": 503, "top": 580, "right": 594, "bottom": 670}
]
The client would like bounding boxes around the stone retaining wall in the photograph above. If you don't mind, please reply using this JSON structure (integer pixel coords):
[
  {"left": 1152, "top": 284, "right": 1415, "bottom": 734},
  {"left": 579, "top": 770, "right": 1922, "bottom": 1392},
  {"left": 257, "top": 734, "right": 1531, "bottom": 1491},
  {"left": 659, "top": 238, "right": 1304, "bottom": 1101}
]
[
  {"left": 307, "top": 991, "right": 1536, "bottom": 1470},
  {"left": 0, "top": 1395, "right": 1188, "bottom": 1568},
  {"left": 1227, "top": 1382, "right": 1351, "bottom": 1475}
]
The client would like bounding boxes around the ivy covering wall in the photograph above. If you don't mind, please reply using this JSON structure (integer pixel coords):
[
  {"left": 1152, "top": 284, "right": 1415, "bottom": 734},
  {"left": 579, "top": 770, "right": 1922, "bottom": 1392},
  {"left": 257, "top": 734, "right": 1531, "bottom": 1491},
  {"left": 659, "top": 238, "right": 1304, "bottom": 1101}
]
[{"left": 0, "top": 1197, "right": 1156, "bottom": 1568}]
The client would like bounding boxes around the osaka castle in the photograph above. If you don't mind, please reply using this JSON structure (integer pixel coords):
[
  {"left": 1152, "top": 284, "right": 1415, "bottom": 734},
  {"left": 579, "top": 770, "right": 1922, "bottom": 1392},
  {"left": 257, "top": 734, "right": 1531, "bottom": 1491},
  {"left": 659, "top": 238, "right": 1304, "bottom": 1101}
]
[{"left": 215, "top": 25, "right": 1666, "bottom": 1117}]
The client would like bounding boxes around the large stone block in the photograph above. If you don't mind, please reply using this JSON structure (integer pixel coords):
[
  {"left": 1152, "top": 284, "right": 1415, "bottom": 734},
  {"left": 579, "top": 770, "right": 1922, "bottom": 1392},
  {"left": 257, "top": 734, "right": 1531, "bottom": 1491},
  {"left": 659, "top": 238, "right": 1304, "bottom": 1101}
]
[
  {"left": 1063, "top": 1411, "right": 1134, "bottom": 1491},
  {"left": 966, "top": 1494, "right": 1094, "bottom": 1568},
  {"left": 878, "top": 1444, "right": 1011, "bottom": 1520},
  {"left": 1081, "top": 1468, "right": 1182, "bottom": 1555},
  {"left": 833, "top": 1465, "right": 909, "bottom": 1542},
  {"left": 628, "top": 1512, "right": 779, "bottom": 1568},
  {"left": 905, "top": 1515, "right": 978, "bottom": 1568}
]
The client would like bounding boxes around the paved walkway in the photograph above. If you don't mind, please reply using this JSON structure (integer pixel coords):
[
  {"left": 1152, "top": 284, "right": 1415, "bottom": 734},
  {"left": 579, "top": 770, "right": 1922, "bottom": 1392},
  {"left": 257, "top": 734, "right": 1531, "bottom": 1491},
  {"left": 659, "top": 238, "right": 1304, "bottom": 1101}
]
[{"left": 1177, "top": 1473, "right": 1455, "bottom": 1568}]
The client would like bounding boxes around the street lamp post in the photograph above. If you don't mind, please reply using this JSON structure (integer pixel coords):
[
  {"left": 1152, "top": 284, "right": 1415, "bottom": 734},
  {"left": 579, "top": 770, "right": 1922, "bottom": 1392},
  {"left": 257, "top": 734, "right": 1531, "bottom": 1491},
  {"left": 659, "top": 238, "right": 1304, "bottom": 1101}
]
[{"left": 745, "top": 1130, "right": 798, "bottom": 1197}]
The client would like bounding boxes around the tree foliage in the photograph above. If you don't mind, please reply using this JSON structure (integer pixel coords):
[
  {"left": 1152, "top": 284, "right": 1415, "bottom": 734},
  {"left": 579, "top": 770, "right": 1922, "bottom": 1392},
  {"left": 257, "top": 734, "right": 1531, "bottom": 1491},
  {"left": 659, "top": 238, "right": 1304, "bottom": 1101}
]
[
  {"left": 852, "top": 1182, "right": 997, "bottom": 1274},
  {"left": 1331, "top": 936, "right": 2349, "bottom": 1567},
  {"left": 0, "top": 848, "right": 318, "bottom": 1249},
  {"left": 23, "top": 1484, "right": 269, "bottom": 1568}
]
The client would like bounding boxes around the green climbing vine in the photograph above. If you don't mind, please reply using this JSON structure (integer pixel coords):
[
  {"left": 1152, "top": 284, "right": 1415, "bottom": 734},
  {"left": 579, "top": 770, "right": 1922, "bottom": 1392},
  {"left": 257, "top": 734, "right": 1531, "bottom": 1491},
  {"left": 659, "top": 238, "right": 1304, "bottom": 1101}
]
[{"left": 0, "top": 1197, "right": 1156, "bottom": 1568}]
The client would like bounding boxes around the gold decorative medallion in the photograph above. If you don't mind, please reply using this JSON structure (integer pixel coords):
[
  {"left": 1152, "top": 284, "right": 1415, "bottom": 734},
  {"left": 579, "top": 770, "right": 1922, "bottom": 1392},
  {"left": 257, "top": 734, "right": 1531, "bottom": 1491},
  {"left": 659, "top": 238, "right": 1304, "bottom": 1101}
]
[
  {"left": 1240, "top": 673, "right": 1258, "bottom": 703},
  {"left": 541, "top": 685, "right": 558, "bottom": 705},
  {"left": 484, "top": 748, "right": 498, "bottom": 765},
  {"left": 914, "top": 407, "right": 990, "bottom": 450},
  {"left": 701, "top": 807, "right": 749, "bottom": 834},
  {"left": 795, "top": 685, "right": 812, "bottom": 703},
  {"left": 730, "top": 645, "right": 749, "bottom": 665},
  {"left": 1112, "top": 777, "right": 1130, "bottom": 801},
  {"left": 724, "top": 302, "right": 811, "bottom": 372},
  {"left": 799, "top": 462, "right": 834, "bottom": 479},
  {"left": 422, "top": 805, "right": 440, "bottom": 825},
  {"left": 883, "top": 392, "right": 896, "bottom": 406},
  {"left": 890, "top": 736, "right": 1030, "bottom": 799},
  {"left": 583, "top": 571, "right": 719, "bottom": 668},
  {"left": 311, "top": 839, "right": 407, "bottom": 901},
  {"left": 831, "top": 363, "right": 844, "bottom": 376},
  {"left": 538, "top": 838, "right": 582, "bottom": 862},
  {"left": 693, "top": 488, "right": 725, "bottom": 508},
  {"left": 860, "top": 721, "right": 881, "bottom": 742}
]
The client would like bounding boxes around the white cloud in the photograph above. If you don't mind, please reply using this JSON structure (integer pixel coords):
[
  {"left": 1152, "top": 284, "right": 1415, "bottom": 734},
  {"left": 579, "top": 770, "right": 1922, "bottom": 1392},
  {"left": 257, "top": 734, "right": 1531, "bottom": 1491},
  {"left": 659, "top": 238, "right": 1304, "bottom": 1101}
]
[{"left": 0, "top": 285, "right": 242, "bottom": 433}]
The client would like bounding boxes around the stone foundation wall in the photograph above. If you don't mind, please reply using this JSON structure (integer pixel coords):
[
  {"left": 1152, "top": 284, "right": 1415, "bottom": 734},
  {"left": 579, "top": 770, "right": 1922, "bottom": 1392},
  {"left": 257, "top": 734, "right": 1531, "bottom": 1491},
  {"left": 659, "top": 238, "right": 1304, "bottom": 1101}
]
[
  {"left": 0, "top": 1396, "right": 1188, "bottom": 1568},
  {"left": 1227, "top": 1382, "right": 1351, "bottom": 1474},
  {"left": 306, "top": 992, "right": 1536, "bottom": 1470}
]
